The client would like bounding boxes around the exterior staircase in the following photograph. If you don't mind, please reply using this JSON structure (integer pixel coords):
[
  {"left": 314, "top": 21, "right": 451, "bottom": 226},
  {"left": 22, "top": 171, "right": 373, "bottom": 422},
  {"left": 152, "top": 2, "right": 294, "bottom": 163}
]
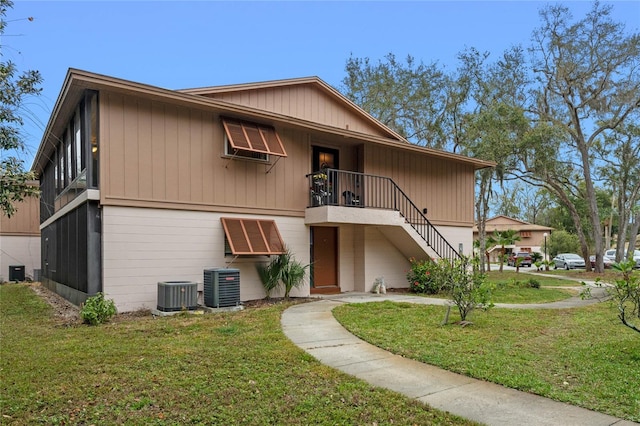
[{"left": 306, "top": 169, "right": 462, "bottom": 264}]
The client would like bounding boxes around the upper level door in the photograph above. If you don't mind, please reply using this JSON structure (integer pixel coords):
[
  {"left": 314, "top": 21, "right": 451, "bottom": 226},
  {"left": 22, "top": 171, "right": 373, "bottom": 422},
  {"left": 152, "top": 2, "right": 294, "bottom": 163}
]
[{"left": 312, "top": 146, "right": 339, "bottom": 172}]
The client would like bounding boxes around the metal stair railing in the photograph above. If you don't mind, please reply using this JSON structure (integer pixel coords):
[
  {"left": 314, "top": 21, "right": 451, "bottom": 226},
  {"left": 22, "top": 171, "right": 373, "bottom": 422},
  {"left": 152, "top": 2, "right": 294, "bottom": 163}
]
[{"left": 306, "top": 169, "right": 461, "bottom": 264}]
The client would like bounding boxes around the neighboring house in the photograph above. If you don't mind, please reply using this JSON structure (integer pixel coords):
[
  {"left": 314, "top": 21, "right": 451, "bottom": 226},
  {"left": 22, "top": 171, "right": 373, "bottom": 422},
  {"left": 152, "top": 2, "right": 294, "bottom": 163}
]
[
  {"left": 32, "top": 69, "right": 494, "bottom": 312},
  {"left": 473, "top": 215, "right": 554, "bottom": 262},
  {"left": 0, "top": 191, "right": 41, "bottom": 282}
]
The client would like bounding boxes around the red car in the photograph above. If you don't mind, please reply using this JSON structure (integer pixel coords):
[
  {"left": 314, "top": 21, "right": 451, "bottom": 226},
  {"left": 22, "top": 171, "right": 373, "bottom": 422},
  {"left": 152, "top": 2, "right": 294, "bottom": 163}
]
[
  {"left": 589, "top": 255, "right": 613, "bottom": 269},
  {"left": 507, "top": 252, "right": 532, "bottom": 267}
]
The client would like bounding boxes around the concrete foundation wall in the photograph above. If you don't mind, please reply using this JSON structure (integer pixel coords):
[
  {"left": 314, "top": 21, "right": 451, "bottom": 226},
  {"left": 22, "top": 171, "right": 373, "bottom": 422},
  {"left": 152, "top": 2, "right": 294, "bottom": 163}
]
[
  {"left": 102, "top": 206, "right": 309, "bottom": 312},
  {"left": 0, "top": 236, "right": 41, "bottom": 282}
]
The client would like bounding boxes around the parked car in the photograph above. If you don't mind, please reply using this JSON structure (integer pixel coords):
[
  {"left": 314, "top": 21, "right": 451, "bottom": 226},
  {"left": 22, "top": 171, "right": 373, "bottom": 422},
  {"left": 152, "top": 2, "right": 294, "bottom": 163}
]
[
  {"left": 507, "top": 252, "right": 532, "bottom": 267},
  {"left": 604, "top": 248, "right": 640, "bottom": 269},
  {"left": 589, "top": 255, "right": 613, "bottom": 269},
  {"left": 553, "top": 253, "right": 585, "bottom": 270}
]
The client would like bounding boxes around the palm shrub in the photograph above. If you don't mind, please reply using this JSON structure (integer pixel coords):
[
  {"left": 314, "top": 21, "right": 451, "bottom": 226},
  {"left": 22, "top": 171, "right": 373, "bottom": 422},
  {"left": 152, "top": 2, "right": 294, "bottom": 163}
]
[
  {"left": 280, "top": 250, "right": 310, "bottom": 299},
  {"left": 257, "top": 257, "right": 281, "bottom": 299},
  {"left": 256, "top": 247, "right": 309, "bottom": 299},
  {"left": 531, "top": 252, "right": 543, "bottom": 263}
]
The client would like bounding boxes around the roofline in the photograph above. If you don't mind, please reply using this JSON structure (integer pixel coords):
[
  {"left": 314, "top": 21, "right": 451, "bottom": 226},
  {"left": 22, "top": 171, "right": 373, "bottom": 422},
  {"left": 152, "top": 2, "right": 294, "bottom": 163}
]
[{"left": 32, "top": 69, "right": 496, "bottom": 173}]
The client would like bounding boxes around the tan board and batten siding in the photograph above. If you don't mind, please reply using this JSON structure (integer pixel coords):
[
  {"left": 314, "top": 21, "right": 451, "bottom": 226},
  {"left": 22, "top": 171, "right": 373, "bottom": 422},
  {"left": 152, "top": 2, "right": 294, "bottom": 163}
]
[
  {"left": 193, "top": 83, "right": 391, "bottom": 138},
  {"left": 99, "top": 90, "right": 474, "bottom": 227},
  {"left": 363, "top": 145, "right": 475, "bottom": 226},
  {"left": 0, "top": 196, "right": 40, "bottom": 236},
  {"left": 100, "top": 92, "right": 309, "bottom": 215}
]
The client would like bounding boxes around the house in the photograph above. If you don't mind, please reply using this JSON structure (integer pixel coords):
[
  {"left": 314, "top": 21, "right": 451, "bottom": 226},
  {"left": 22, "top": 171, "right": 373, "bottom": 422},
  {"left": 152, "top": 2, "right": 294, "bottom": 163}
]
[
  {"left": 0, "top": 190, "right": 41, "bottom": 282},
  {"left": 31, "top": 69, "right": 494, "bottom": 312},
  {"left": 473, "top": 215, "right": 554, "bottom": 262}
]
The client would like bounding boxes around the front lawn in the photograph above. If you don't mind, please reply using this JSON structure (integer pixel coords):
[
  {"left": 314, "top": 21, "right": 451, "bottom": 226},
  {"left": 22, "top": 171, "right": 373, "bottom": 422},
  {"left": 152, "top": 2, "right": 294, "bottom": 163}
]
[
  {"left": 484, "top": 271, "right": 579, "bottom": 303},
  {"left": 485, "top": 270, "right": 581, "bottom": 287},
  {"left": 0, "top": 284, "right": 476, "bottom": 425},
  {"left": 333, "top": 301, "right": 640, "bottom": 422},
  {"left": 406, "top": 271, "right": 579, "bottom": 304}
]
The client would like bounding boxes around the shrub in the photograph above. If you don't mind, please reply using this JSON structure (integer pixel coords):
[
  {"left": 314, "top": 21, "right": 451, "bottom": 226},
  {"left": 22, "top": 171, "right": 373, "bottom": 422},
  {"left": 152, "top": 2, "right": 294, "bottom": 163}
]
[
  {"left": 80, "top": 293, "right": 117, "bottom": 325},
  {"left": 527, "top": 278, "right": 541, "bottom": 289},
  {"left": 256, "top": 247, "right": 309, "bottom": 299},
  {"left": 406, "top": 258, "right": 445, "bottom": 294},
  {"left": 257, "top": 258, "right": 281, "bottom": 299}
]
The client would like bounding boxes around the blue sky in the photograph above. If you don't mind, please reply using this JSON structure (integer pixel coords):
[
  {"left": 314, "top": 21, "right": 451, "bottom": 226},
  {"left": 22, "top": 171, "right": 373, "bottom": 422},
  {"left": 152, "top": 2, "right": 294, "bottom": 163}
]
[{"left": 4, "top": 1, "right": 639, "bottom": 167}]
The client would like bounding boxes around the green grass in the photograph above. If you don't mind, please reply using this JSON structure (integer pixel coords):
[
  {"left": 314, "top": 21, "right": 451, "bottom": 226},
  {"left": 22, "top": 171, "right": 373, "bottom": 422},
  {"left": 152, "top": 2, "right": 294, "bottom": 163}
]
[
  {"left": 485, "top": 271, "right": 581, "bottom": 287},
  {"left": 411, "top": 271, "right": 578, "bottom": 304},
  {"left": 333, "top": 301, "right": 640, "bottom": 422},
  {"left": 484, "top": 271, "right": 579, "bottom": 303},
  {"left": 0, "top": 284, "right": 476, "bottom": 425}
]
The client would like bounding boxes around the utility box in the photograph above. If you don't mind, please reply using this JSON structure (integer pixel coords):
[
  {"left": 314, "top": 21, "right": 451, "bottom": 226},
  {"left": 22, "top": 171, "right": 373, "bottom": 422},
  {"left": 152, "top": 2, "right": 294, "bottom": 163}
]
[
  {"left": 9, "top": 265, "right": 25, "bottom": 282},
  {"left": 157, "top": 281, "right": 198, "bottom": 312},
  {"left": 204, "top": 268, "right": 240, "bottom": 308}
]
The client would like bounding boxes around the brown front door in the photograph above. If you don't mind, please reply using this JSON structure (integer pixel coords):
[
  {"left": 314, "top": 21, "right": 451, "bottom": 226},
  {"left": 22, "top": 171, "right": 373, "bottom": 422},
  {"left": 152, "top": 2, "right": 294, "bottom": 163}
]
[{"left": 310, "top": 226, "right": 339, "bottom": 294}]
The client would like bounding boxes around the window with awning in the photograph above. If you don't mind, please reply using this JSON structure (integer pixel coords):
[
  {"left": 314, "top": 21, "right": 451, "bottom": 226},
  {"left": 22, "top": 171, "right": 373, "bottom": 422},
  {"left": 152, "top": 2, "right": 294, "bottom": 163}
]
[
  {"left": 221, "top": 217, "right": 285, "bottom": 255},
  {"left": 222, "top": 118, "right": 287, "bottom": 157}
]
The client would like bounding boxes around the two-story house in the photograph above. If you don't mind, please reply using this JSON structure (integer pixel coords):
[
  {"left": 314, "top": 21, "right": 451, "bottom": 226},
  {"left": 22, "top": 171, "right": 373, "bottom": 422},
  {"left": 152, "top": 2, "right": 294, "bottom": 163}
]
[{"left": 32, "top": 69, "right": 494, "bottom": 312}]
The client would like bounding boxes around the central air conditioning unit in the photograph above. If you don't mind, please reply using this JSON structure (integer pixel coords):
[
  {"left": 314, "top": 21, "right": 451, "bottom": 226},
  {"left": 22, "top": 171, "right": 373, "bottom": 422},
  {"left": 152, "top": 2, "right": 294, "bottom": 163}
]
[
  {"left": 9, "top": 265, "right": 25, "bottom": 282},
  {"left": 157, "top": 281, "right": 198, "bottom": 312},
  {"left": 204, "top": 268, "right": 240, "bottom": 308}
]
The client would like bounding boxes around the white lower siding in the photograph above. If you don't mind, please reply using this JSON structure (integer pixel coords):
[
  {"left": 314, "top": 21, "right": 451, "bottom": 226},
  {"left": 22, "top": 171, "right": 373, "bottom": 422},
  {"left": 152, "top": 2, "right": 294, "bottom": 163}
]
[
  {"left": 102, "top": 206, "right": 309, "bottom": 312},
  {"left": 436, "top": 225, "right": 474, "bottom": 258},
  {"left": 100, "top": 206, "right": 472, "bottom": 312},
  {"left": 336, "top": 223, "right": 473, "bottom": 293},
  {"left": 363, "top": 227, "right": 412, "bottom": 291},
  {"left": 0, "top": 236, "right": 41, "bottom": 282}
]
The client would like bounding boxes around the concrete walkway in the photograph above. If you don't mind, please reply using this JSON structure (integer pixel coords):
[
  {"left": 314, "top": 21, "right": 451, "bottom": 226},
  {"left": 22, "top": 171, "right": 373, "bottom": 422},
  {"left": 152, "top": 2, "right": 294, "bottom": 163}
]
[{"left": 281, "top": 288, "right": 637, "bottom": 426}]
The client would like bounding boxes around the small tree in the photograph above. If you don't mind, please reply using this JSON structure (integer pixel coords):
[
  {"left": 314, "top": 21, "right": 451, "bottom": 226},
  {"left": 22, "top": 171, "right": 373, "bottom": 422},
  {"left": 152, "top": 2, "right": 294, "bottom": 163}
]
[
  {"left": 514, "top": 256, "right": 524, "bottom": 273},
  {"left": 582, "top": 259, "right": 639, "bottom": 335},
  {"left": 442, "top": 256, "right": 494, "bottom": 324},
  {"left": 608, "top": 260, "right": 640, "bottom": 334},
  {"left": 493, "top": 230, "right": 520, "bottom": 272}
]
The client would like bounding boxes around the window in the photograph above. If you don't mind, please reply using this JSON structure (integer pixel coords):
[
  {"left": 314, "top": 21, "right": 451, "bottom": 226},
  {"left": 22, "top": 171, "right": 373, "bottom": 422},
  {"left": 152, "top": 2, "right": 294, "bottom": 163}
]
[
  {"left": 59, "top": 143, "right": 65, "bottom": 190},
  {"left": 222, "top": 118, "right": 287, "bottom": 161},
  {"left": 520, "top": 231, "right": 532, "bottom": 238},
  {"left": 65, "top": 130, "right": 72, "bottom": 184},
  {"left": 74, "top": 107, "right": 83, "bottom": 176},
  {"left": 221, "top": 218, "right": 285, "bottom": 255}
]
